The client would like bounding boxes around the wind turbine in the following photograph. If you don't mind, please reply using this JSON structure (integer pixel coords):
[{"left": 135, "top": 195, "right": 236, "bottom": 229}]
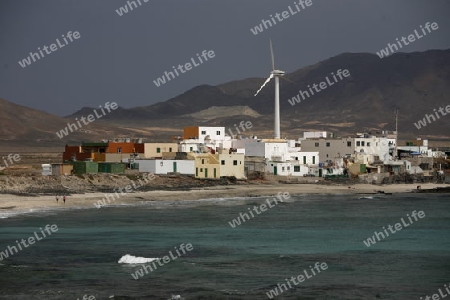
[{"left": 254, "top": 38, "right": 285, "bottom": 139}]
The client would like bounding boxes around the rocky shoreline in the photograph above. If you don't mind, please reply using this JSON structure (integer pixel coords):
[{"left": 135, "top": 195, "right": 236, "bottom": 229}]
[{"left": 0, "top": 173, "right": 245, "bottom": 195}]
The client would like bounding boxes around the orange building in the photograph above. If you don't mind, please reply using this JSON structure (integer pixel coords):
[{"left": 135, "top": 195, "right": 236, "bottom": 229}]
[
  {"left": 63, "top": 141, "right": 144, "bottom": 162},
  {"left": 183, "top": 126, "right": 200, "bottom": 140}
]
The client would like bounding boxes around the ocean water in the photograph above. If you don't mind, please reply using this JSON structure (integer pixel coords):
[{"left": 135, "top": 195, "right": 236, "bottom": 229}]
[{"left": 0, "top": 193, "right": 449, "bottom": 299}]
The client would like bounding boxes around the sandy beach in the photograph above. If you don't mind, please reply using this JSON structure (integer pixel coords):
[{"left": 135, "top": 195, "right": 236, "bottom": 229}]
[{"left": 0, "top": 183, "right": 448, "bottom": 214}]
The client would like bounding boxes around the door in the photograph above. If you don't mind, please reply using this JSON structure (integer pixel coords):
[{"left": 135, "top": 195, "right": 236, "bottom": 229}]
[
  {"left": 274, "top": 166, "right": 277, "bottom": 175},
  {"left": 319, "top": 169, "right": 322, "bottom": 177},
  {"left": 173, "top": 162, "right": 177, "bottom": 172},
  {"left": 214, "top": 168, "right": 217, "bottom": 178},
  {"left": 205, "top": 168, "right": 208, "bottom": 178}
]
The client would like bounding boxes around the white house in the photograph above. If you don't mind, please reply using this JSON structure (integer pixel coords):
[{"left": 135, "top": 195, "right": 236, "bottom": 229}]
[
  {"left": 132, "top": 159, "right": 195, "bottom": 175},
  {"left": 265, "top": 161, "right": 310, "bottom": 176},
  {"left": 301, "top": 134, "right": 392, "bottom": 163},
  {"left": 181, "top": 126, "right": 233, "bottom": 153},
  {"left": 183, "top": 126, "right": 226, "bottom": 143},
  {"left": 194, "top": 152, "right": 246, "bottom": 179},
  {"left": 232, "top": 138, "right": 289, "bottom": 162},
  {"left": 397, "top": 139, "right": 431, "bottom": 157}
]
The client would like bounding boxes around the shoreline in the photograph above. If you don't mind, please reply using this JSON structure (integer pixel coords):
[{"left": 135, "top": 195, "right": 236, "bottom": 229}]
[{"left": 0, "top": 183, "right": 448, "bottom": 218}]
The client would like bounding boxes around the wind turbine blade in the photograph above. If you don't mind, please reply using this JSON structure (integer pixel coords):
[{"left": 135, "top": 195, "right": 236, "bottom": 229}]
[
  {"left": 270, "top": 38, "right": 275, "bottom": 71},
  {"left": 254, "top": 74, "right": 274, "bottom": 96}
]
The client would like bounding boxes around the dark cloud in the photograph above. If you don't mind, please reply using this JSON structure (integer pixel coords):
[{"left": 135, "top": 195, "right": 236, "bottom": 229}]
[{"left": 0, "top": 0, "right": 449, "bottom": 115}]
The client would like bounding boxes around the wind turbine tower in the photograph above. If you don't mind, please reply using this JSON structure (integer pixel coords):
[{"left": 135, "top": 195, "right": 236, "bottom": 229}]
[{"left": 254, "top": 39, "right": 285, "bottom": 139}]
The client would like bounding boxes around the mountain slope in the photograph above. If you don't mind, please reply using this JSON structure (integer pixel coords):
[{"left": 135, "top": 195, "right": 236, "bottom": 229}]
[
  {"left": 0, "top": 98, "right": 148, "bottom": 146},
  {"left": 2, "top": 49, "right": 449, "bottom": 147},
  {"left": 68, "top": 49, "right": 450, "bottom": 137}
]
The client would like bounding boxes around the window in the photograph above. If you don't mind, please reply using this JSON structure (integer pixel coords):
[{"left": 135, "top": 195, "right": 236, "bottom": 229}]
[
  {"left": 294, "top": 166, "right": 300, "bottom": 172},
  {"left": 282, "top": 167, "right": 285, "bottom": 171},
  {"left": 287, "top": 166, "right": 290, "bottom": 171},
  {"left": 326, "top": 142, "right": 330, "bottom": 147},
  {"left": 169, "top": 147, "right": 172, "bottom": 152},
  {"left": 200, "top": 168, "right": 203, "bottom": 172},
  {"left": 303, "top": 156, "right": 306, "bottom": 164},
  {"left": 367, "top": 142, "right": 370, "bottom": 146},
  {"left": 157, "top": 147, "right": 161, "bottom": 153},
  {"left": 347, "top": 141, "right": 351, "bottom": 147},
  {"left": 202, "top": 159, "right": 205, "bottom": 164},
  {"left": 221, "top": 160, "right": 225, "bottom": 165},
  {"left": 357, "top": 141, "right": 361, "bottom": 146},
  {"left": 315, "top": 142, "right": 319, "bottom": 147},
  {"left": 117, "top": 147, "right": 122, "bottom": 153},
  {"left": 201, "top": 130, "right": 206, "bottom": 134},
  {"left": 233, "top": 160, "right": 237, "bottom": 166},
  {"left": 216, "top": 131, "right": 220, "bottom": 135},
  {"left": 312, "top": 156, "right": 316, "bottom": 164},
  {"left": 189, "top": 147, "right": 193, "bottom": 151},
  {"left": 361, "top": 141, "right": 365, "bottom": 146}
]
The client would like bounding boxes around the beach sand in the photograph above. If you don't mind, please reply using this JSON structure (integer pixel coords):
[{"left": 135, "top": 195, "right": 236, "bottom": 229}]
[{"left": 0, "top": 183, "right": 448, "bottom": 214}]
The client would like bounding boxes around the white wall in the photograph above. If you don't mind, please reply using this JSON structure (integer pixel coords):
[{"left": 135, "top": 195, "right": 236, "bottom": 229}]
[
  {"left": 264, "top": 142, "right": 289, "bottom": 161},
  {"left": 180, "top": 140, "right": 201, "bottom": 153},
  {"left": 198, "top": 127, "right": 225, "bottom": 143},
  {"left": 354, "top": 137, "right": 390, "bottom": 160},
  {"left": 304, "top": 131, "right": 327, "bottom": 139},
  {"left": 136, "top": 159, "right": 194, "bottom": 175},
  {"left": 287, "top": 151, "right": 319, "bottom": 165},
  {"left": 265, "top": 162, "right": 309, "bottom": 176},
  {"left": 180, "top": 137, "right": 233, "bottom": 153}
]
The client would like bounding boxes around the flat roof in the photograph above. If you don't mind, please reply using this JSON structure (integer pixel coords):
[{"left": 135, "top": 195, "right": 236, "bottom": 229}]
[{"left": 81, "top": 142, "right": 108, "bottom": 147}]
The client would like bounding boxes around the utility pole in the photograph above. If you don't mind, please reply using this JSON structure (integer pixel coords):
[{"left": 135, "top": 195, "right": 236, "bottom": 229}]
[{"left": 395, "top": 109, "right": 398, "bottom": 160}]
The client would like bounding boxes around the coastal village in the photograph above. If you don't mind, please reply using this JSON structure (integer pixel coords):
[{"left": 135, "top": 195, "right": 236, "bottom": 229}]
[{"left": 50, "top": 124, "right": 448, "bottom": 185}]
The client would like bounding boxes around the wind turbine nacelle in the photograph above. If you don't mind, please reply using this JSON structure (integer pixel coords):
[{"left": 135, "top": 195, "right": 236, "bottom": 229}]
[{"left": 271, "top": 70, "right": 285, "bottom": 76}]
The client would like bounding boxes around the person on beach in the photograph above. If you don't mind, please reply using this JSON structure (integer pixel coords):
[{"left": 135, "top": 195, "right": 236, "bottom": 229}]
[
  {"left": 56, "top": 195, "right": 59, "bottom": 203},
  {"left": 63, "top": 195, "right": 66, "bottom": 204}
]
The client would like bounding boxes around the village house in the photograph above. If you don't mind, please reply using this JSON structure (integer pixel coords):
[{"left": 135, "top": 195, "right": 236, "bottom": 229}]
[
  {"left": 194, "top": 152, "right": 245, "bottom": 179},
  {"left": 62, "top": 139, "right": 144, "bottom": 162}
]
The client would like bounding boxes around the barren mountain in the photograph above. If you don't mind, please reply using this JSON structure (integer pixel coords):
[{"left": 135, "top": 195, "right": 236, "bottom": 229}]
[
  {"left": 0, "top": 99, "right": 150, "bottom": 147},
  {"left": 70, "top": 49, "right": 450, "bottom": 139},
  {"left": 1, "top": 49, "right": 449, "bottom": 148}
]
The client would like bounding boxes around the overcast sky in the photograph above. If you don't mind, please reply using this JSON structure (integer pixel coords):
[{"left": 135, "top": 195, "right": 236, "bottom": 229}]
[{"left": 0, "top": 0, "right": 449, "bottom": 116}]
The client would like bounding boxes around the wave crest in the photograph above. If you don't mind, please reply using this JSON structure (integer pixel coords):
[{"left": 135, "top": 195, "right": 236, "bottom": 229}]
[{"left": 118, "top": 254, "right": 159, "bottom": 264}]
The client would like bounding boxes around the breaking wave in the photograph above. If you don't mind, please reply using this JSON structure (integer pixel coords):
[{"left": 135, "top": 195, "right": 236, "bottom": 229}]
[{"left": 118, "top": 254, "right": 159, "bottom": 264}]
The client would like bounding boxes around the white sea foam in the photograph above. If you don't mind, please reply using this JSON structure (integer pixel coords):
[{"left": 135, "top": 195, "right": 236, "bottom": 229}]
[{"left": 118, "top": 254, "right": 159, "bottom": 264}]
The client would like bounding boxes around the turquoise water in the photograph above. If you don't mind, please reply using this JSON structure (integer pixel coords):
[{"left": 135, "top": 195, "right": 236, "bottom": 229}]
[{"left": 0, "top": 193, "right": 449, "bottom": 299}]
